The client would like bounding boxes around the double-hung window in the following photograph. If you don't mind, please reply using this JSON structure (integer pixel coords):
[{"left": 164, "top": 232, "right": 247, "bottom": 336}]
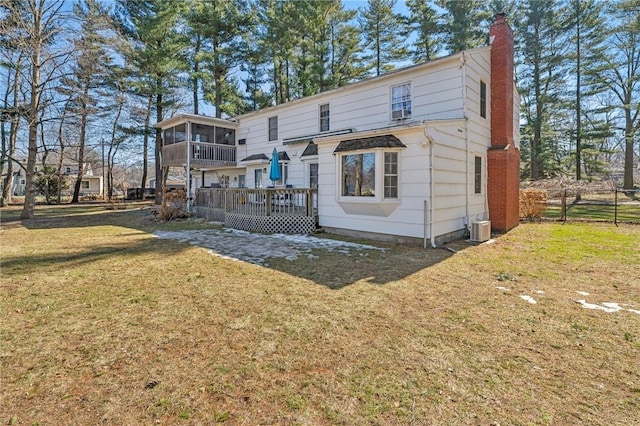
[
  {"left": 319, "top": 103, "right": 330, "bottom": 132},
  {"left": 268, "top": 116, "right": 278, "bottom": 141},
  {"left": 391, "top": 83, "right": 411, "bottom": 120},
  {"left": 384, "top": 152, "right": 398, "bottom": 198}
]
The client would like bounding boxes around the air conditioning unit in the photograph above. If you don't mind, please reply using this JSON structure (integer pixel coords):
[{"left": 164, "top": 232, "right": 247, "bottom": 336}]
[
  {"left": 392, "top": 109, "right": 410, "bottom": 120},
  {"left": 471, "top": 221, "right": 491, "bottom": 242}
]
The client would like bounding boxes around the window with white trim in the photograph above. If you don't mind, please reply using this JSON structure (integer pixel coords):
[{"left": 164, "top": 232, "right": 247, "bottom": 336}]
[
  {"left": 391, "top": 83, "right": 411, "bottom": 119},
  {"left": 342, "top": 152, "right": 376, "bottom": 197},
  {"left": 339, "top": 150, "right": 401, "bottom": 200},
  {"left": 276, "top": 162, "right": 289, "bottom": 186},
  {"left": 254, "top": 169, "right": 263, "bottom": 188},
  {"left": 319, "top": 103, "right": 330, "bottom": 132},
  {"left": 268, "top": 116, "right": 278, "bottom": 141},
  {"left": 384, "top": 152, "right": 398, "bottom": 198},
  {"left": 480, "top": 81, "right": 487, "bottom": 119},
  {"left": 474, "top": 156, "right": 482, "bottom": 194},
  {"left": 309, "top": 163, "right": 318, "bottom": 188},
  {"left": 81, "top": 180, "right": 90, "bottom": 189}
]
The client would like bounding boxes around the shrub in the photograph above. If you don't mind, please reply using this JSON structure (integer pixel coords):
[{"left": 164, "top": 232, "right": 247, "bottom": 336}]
[
  {"left": 157, "top": 189, "right": 190, "bottom": 221},
  {"left": 520, "top": 189, "right": 547, "bottom": 219}
]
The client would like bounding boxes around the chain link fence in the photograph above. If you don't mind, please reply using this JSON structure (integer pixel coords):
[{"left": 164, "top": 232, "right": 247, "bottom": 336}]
[{"left": 520, "top": 187, "right": 640, "bottom": 224}]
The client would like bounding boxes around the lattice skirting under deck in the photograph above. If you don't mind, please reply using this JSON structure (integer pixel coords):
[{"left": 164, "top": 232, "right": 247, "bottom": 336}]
[{"left": 225, "top": 213, "right": 316, "bottom": 234}]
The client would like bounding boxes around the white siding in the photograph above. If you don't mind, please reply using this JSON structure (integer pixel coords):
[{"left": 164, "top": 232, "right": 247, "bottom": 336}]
[{"left": 224, "top": 47, "right": 500, "bottom": 242}]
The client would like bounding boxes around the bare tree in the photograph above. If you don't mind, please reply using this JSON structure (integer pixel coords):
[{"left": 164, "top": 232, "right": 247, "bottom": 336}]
[
  {"left": 1, "top": 0, "right": 69, "bottom": 219},
  {"left": 0, "top": 45, "right": 26, "bottom": 206}
]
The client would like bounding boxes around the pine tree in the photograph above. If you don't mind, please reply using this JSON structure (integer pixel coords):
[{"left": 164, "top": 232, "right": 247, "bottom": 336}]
[
  {"left": 257, "top": 0, "right": 298, "bottom": 104},
  {"left": 566, "top": 0, "right": 608, "bottom": 180},
  {"left": 515, "top": 0, "right": 571, "bottom": 180},
  {"left": 114, "top": 0, "right": 188, "bottom": 203},
  {"left": 359, "top": 0, "right": 409, "bottom": 76},
  {"left": 596, "top": 0, "right": 640, "bottom": 189},
  {"left": 436, "top": 0, "right": 491, "bottom": 53},
  {"left": 404, "top": 0, "right": 441, "bottom": 62},
  {"left": 326, "top": 6, "right": 366, "bottom": 88},
  {"left": 187, "top": 0, "right": 251, "bottom": 117},
  {"left": 241, "top": 35, "right": 272, "bottom": 111},
  {"left": 61, "top": 0, "right": 112, "bottom": 203}
]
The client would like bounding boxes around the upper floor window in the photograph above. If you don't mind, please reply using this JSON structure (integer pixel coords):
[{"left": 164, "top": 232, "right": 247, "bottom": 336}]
[
  {"left": 268, "top": 116, "right": 278, "bottom": 141},
  {"left": 391, "top": 83, "right": 411, "bottom": 120},
  {"left": 480, "top": 81, "right": 487, "bottom": 119},
  {"left": 319, "top": 103, "right": 330, "bottom": 132}
]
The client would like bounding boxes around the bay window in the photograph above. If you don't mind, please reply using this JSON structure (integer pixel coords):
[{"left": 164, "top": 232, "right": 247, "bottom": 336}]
[{"left": 339, "top": 150, "right": 400, "bottom": 201}]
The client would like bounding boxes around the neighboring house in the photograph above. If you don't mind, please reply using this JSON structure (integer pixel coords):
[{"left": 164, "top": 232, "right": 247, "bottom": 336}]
[
  {"left": 11, "top": 167, "right": 26, "bottom": 196},
  {"left": 12, "top": 160, "right": 104, "bottom": 197},
  {"left": 157, "top": 14, "right": 520, "bottom": 245}
]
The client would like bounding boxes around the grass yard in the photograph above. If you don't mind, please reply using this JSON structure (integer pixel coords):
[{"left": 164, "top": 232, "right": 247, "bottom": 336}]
[{"left": 1, "top": 204, "right": 639, "bottom": 425}]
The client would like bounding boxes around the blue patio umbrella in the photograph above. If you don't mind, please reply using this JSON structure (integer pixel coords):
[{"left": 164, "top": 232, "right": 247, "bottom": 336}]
[{"left": 269, "top": 147, "right": 281, "bottom": 185}]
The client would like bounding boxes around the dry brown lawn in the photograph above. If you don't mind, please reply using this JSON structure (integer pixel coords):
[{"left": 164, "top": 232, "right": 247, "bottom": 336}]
[{"left": 1, "top": 204, "right": 639, "bottom": 425}]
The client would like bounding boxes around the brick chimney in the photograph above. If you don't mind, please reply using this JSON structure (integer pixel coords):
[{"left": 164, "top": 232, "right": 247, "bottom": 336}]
[{"left": 487, "top": 13, "right": 520, "bottom": 233}]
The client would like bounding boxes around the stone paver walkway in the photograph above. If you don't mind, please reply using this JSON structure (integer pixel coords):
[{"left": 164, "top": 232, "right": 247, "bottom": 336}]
[{"left": 153, "top": 228, "right": 383, "bottom": 266}]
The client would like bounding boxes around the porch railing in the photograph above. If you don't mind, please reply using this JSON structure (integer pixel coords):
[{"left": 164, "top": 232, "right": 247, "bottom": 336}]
[
  {"left": 162, "top": 142, "right": 237, "bottom": 167},
  {"left": 194, "top": 187, "right": 318, "bottom": 234}
]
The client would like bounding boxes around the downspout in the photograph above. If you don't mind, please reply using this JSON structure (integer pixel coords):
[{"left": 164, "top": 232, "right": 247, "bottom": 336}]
[
  {"left": 186, "top": 121, "right": 192, "bottom": 213},
  {"left": 429, "top": 135, "right": 436, "bottom": 248},
  {"left": 461, "top": 53, "right": 471, "bottom": 236},
  {"left": 424, "top": 127, "right": 436, "bottom": 248}
]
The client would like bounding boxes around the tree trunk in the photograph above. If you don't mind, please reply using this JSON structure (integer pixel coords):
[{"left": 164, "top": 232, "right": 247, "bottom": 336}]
[
  {"left": 71, "top": 90, "right": 89, "bottom": 203},
  {"left": 575, "top": 1, "right": 582, "bottom": 181},
  {"left": 193, "top": 34, "right": 201, "bottom": 115},
  {"left": 1, "top": 116, "right": 20, "bottom": 207},
  {"left": 154, "top": 89, "right": 164, "bottom": 205},
  {"left": 623, "top": 110, "right": 635, "bottom": 190},
  {"left": 141, "top": 96, "right": 151, "bottom": 199},
  {"left": 21, "top": 40, "right": 42, "bottom": 219}
]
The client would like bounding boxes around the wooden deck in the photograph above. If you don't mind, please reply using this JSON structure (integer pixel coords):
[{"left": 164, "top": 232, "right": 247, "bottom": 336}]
[{"left": 194, "top": 187, "right": 318, "bottom": 234}]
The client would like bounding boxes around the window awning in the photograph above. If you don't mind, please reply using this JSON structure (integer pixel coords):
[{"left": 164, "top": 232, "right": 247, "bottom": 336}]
[
  {"left": 240, "top": 153, "right": 269, "bottom": 162},
  {"left": 333, "top": 134, "right": 406, "bottom": 153},
  {"left": 301, "top": 142, "right": 318, "bottom": 157},
  {"left": 283, "top": 128, "right": 353, "bottom": 145},
  {"left": 239, "top": 151, "right": 290, "bottom": 165},
  {"left": 277, "top": 151, "right": 290, "bottom": 161}
]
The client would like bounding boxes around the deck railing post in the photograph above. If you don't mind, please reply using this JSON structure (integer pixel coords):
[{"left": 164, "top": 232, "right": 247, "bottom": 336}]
[{"left": 266, "top": 189, "right": 272, "bottom": 216}]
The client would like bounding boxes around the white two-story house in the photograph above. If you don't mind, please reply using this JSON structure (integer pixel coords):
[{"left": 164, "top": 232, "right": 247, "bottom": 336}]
[{"left": 157, "top": 14, "right": 521, "bottom": 245}]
